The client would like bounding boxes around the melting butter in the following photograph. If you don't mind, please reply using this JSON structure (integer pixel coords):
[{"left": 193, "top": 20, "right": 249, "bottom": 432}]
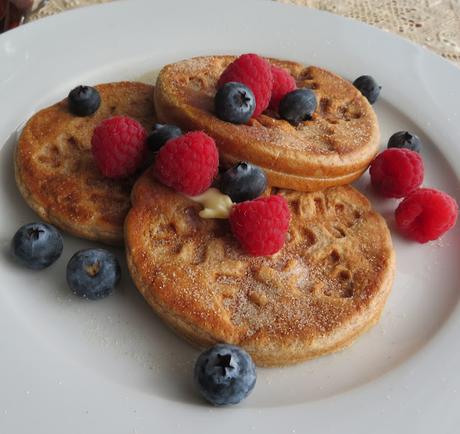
[{"left": 187, "top": 188, "right": 233, "bottom": 219}]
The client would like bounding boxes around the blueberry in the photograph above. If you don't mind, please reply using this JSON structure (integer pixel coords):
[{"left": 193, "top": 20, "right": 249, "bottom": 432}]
[
  {"left": 387, "top": 131, "right": 422, "bottom": 153},
  {"left": 11, "top": 223, "right": 63, "bottom": 270},
  {"left": 215, "top": 82, "right": 256, "bottom": 124},
  {"left": 147, "top": 124, "right": 182, "bottom": 152},
  {"left": 68, "top": 85, "right": 101, "bottom": 116},
  {"left": 353, "top": 75, "right": 381, "bottom": 104},
  {"left": 194, "top": 344, "right": 256, "bottom": 406},
  {"left": 66, "top": 249, "right": 120, "bottom": 300},
  {"left": 220, "top": 162, "right": 267, "bottom": 203},
  {"left": 279, "top": 88, "right": 317, "bottom": 126}
]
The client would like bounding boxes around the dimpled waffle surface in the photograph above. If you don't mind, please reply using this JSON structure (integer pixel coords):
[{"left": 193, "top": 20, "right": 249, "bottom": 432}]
[
  {"left": 125, "top": 167, "right": 395, "bottom": 367},
  {"left": 15, "top": 82, "right": 155, "bottom": 245},
  {"left": 154, "top": 55, "right": 380, "bottom": 192}
]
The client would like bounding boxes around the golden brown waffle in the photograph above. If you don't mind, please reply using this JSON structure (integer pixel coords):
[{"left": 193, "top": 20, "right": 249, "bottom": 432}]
[
  {"left": 15, "top": 82, "right": 155, "bottom": 245},
  {"left": 154, "top": 55, "right": 380, "bottom": 192},
  {"left": 125, "top": 168, "right": 395, "bottom": 366}
]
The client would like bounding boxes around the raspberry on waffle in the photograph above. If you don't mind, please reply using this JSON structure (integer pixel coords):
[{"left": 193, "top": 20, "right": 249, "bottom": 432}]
[
  {"left": 269, "top": 64, "right": 297, "bottom": 111},
  {"left": 229, "top": 195, "right": 290, "bottom": 256},
  {"left": 217, "top": 53, "right": 273, "bottom": 117},
  {"left": 154, "top": 131, "right": 219, "bottom": 196},
  {"left": 92, "top": 115, "right": 147, "bottom": 179}
]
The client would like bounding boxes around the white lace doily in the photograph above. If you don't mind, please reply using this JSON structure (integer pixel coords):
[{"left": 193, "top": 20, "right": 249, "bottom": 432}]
[
  {"left": 29, "top": 0, "right": 460, "bottom": 65},
  {"left": 278, "top": 0, "right": 460, "bottom": 64}
]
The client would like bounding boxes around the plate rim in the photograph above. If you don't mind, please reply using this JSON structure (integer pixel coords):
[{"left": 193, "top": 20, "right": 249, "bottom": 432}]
[{"left": 1, "top": 1, "right": 460, "bottom": 433}]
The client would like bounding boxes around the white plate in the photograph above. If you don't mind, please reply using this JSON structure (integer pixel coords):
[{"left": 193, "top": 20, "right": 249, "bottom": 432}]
[{"left": 1, "top": 0, "right": 460, "bottom": 432}]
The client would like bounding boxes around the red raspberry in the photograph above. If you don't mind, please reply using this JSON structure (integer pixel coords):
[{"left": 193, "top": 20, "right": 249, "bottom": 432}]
[
  {"left": 217, "top": 53, "right": 273, "bottom": 117},
  {"left": 154, "top": 131, "right": 218, "bottom": 196},
  {"left": 269, "top": 65, "right": 297, "bottom": 111},
  {"left": 229, "top": 195, "right": 291, "bottom": 256},
  {"left": 369, "top": 148, "right": 424, "bottom": 198},
  {"left": 92, "top": 115, "right": 147, "bottom": 178},
  {"left": 395, "top": 188, "right": 458, "bottom": 243}
]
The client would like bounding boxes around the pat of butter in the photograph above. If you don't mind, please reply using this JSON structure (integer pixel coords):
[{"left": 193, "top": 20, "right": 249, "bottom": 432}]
[{"left": 187, "top": 188, "right": 233, "bottom": 219}]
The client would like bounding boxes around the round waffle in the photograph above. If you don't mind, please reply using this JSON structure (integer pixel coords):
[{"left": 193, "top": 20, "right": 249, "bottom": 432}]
[
  {"left": 15, "top": 82, "right": 155, "bottom": 245},
  {"left": 154, "top": 55, "right": 380, "bottom": 192},
  {"left": 125, "top": 168, "right": 395, "bottom": 367}
]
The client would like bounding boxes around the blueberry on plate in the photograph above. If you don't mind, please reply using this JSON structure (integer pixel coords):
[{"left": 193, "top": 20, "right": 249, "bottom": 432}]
[
  {"left": 68, "top": 85, "right": 101, "bottom": 116},
  {"left": 194, "top": 344, "right": 256, "bottom": 406},
  {"left": 279, "top": 88, "right": 317, "bottom": 126},
  {"left": 220, "top": 162, "right": 267, "bottom": 203},
  {"left": 387, "top": 131, "right": 422, "bottom": 153},
  {"left": 11, "top": 222, "right": 63, "bottom": 270},
  {"left": 215, "top": 82, "right": 256, "bottom": 124},
  {"left": 66, "top": 248, "right": 121, "bottom": 300},
  {"left": 147, "top": 123, "right": 182, "bottom": 152},
  {"left": 353, "top": 75, "right": 381, "bottom": 104}
]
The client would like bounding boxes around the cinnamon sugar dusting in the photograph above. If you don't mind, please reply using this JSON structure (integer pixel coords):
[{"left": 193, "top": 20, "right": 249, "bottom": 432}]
[
  {"left": 160, "top": 56, "right": 377, "bottom": 156},
  {"left": 130, "top": 180, "right": 394, "bottom": 344}
]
